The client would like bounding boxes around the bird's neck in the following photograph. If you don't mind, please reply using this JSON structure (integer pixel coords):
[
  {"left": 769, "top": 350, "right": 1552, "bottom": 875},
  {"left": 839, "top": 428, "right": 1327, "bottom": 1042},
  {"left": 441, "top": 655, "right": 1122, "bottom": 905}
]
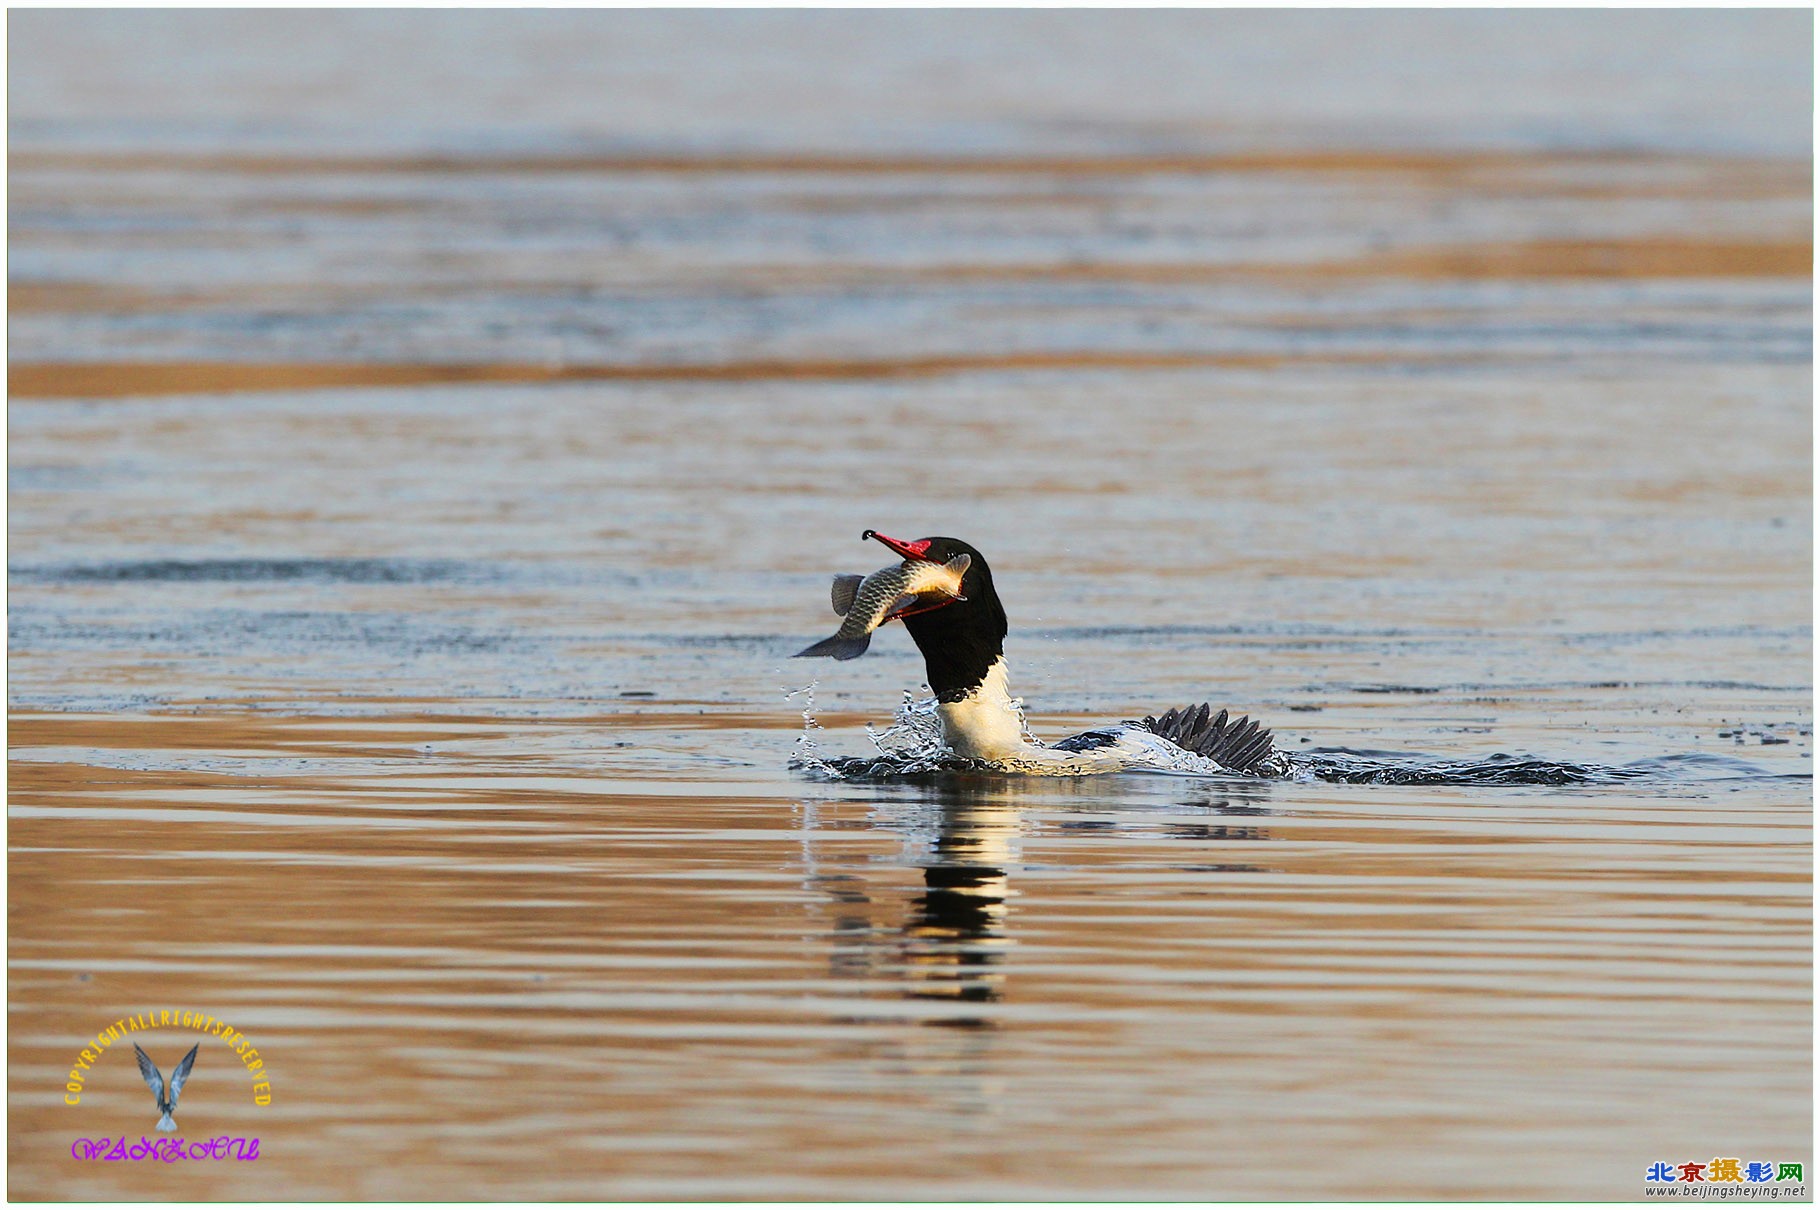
[{"left": 935, "top": 657, "right": 1046, "bottom": 761}]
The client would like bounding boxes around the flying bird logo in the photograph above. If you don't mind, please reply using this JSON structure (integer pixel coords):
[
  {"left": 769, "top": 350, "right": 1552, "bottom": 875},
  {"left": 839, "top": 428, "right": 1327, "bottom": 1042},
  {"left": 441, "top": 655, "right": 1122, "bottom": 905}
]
[{"left": 132, "top": 1042, "right": 199, "bottom": 1132}]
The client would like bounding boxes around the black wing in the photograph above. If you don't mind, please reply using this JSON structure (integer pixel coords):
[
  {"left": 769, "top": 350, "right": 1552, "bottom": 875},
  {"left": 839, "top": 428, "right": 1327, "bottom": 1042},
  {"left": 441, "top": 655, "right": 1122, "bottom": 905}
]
[
  {"left": 1141, "top": 704, "right": 1277, "bottom": 774},
  {"left": 132, "top": 1043, "right": 168, "bottom": 1109},
  {"left": 167, "top": 1043, "right": 200, "bottom": 1109}
]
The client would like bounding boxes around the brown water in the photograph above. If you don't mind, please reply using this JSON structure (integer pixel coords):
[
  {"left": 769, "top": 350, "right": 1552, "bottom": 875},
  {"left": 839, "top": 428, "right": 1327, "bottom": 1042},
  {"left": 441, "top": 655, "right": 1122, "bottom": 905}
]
[{"left": 8, "top": 11, "right": 1813, "bottom": 1200}]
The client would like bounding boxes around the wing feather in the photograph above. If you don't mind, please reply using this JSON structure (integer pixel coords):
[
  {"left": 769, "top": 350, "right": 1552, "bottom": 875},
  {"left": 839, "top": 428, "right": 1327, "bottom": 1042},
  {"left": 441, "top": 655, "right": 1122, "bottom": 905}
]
[
  {"left": 1141, "top": 702, "right": 1278, "bottom": 774},
  {"left": 167, "top": 1043, "right": 200, "bottom": 1108},
  {"left": 132, "top": 1043, "right": 167, "bottom": 1106}
]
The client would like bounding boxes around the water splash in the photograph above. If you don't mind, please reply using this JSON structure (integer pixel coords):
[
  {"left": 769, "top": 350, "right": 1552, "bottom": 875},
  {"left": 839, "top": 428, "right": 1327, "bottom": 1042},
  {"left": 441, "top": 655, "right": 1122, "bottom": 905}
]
[
  {"left": 789, "top": 691, "right": 1789, "bottom": 785},
  {"left": 862, "top": 691, "right": 945, "bottom": 758},
  {"left": 793, "top": 690, "right": 1251, "bottom": 779},
  {"left": 782, "top": 681, "right": 841, "bottom": 779},
  {"left": 786, "top": 682, "right": 1795, "bottom": 786},
  {"left": 1289, "top": 748, "right": 1794, "bottom": 786},
  {"left": 791, "top": 688, "right": 986, "bottom": 779}
]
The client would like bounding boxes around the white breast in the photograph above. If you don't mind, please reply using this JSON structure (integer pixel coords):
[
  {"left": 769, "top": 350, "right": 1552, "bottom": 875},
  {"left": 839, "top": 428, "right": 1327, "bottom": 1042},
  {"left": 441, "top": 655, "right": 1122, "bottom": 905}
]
[{"left": 935, "top": 658, "right": 1036, "bottom": 761}]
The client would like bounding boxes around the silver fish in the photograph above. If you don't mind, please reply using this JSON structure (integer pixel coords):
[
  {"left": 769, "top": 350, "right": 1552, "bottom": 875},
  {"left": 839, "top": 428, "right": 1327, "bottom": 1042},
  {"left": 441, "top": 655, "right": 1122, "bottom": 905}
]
[{"left": 793, "top": 555, "right": 971, "bottom": 660}]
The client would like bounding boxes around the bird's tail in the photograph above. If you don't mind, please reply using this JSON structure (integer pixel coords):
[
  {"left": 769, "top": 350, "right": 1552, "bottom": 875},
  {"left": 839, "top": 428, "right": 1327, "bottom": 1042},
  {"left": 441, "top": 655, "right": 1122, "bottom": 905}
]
[
  {"left": 156, "top": 1113, "right": 177, "bottom": 1132},
  {"left": 792, "top": 633, "right": 872, "bottom": 660}
]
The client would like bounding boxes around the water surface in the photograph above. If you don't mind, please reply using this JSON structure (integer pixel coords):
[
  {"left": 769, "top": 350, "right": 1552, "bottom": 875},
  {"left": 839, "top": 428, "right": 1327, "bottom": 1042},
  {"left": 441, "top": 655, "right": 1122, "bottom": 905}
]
[{"left": 8, "top": 10, "right": 1812, "bottom": 1200}]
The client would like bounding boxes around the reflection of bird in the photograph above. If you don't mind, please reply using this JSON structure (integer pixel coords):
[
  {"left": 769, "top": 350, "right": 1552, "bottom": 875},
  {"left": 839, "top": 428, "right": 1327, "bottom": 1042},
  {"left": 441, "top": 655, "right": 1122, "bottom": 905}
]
[
  {"left": 850, "top": 532, "right": 1285, "bottom": 774},
  {"left": 811, "top": 798, "right": 1020, "bottom": 1013},
  {"left": 133, "top": 1043, "right": 198, "bottom": 1132},
  {"left": 903, "top": 822, "right": 1014, "bottom": 1009}
]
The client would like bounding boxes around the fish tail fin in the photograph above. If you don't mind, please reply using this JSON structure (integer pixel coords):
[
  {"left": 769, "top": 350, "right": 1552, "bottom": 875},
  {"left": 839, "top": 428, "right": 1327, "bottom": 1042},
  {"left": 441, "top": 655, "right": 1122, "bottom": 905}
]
[{"left": 793, "top": 633, "right": 872, "bottom": 661}]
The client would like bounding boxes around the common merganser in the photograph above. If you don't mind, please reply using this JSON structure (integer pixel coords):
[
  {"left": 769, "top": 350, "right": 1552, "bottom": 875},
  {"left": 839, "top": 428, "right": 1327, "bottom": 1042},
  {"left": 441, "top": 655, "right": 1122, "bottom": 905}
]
[{"left": 853, "top": 531, "right": 1287, "bottom": 776}]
